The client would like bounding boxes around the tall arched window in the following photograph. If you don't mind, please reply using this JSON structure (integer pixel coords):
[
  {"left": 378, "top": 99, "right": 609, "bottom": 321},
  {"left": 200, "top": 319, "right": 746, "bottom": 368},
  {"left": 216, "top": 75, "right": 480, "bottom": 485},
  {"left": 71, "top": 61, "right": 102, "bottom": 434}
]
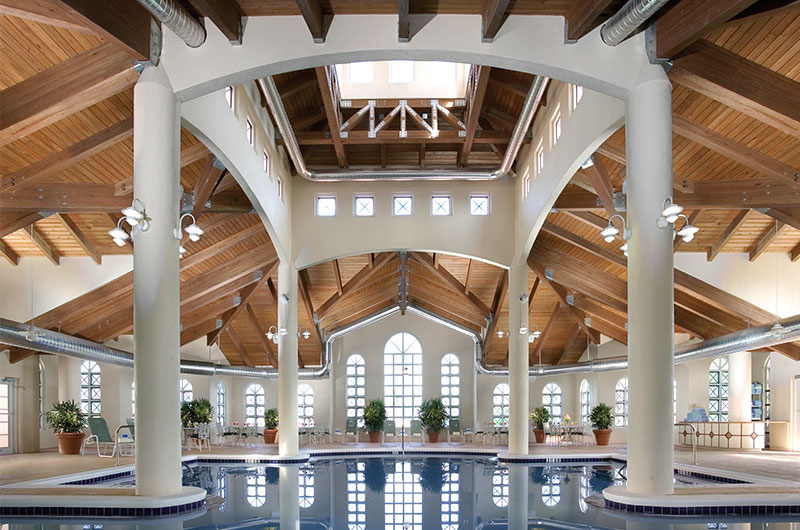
[
  {"left": 216, "top": 382, "right": 226, "bottom": 425},
  {"left": 245, "top": 383, "right": 265, "bottom": 426},
  {"left": 492, "top": 468, "right": 509, "bottom": 507},
  {"left": 179, "top": 378, "right": 193, "bottom": 403},
  {"left": 298, "top": 383, "right": 314, "bottom": 426},
  {"left": 440, "top": 354, "right": 460, "bottom": 419},
  {"left": 246, "top": 472, "right": 267, "bottom": 507},
  {"left": 346, "top": 355, "right": 366, "bottom": 428},
  {"left": 347, "top": 461, "right": 366, "bottom": 530},
  {"left": 614, "top": 378, "right": 628, "bottom": 427},
  {"left": 764, "top": 358, "right": 771, "bottom": 421},
  {"left": 542, "top": 382, "right": 563, "bottom": 422},
  {"left": 709, "top": 358, "right": 728, "bottom": 422},
  {"left": 385, "top": 461, "right": 422, "bottom": 529},
  {"left": 80, "top": 360, "right": 101, "bottom": 416},
  {"left": 492, "top": 383, "right": 510, "bottom": 427},
  {"left": 579, "top": 379, "right": 591, "bottom": 423},
  {"left": 299, "top": 465, "right": 314, "bottom": 508},
  {"left": 441, "top": 462, "right": 459, "bottom": 530},
  {"left": 384, "top": 332, "right": 423, "bottom": 428}
]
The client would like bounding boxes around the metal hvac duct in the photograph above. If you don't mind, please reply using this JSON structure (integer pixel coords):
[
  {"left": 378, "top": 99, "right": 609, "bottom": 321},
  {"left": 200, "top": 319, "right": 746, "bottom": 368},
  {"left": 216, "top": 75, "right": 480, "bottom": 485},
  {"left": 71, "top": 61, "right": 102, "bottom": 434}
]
[
  {"left": 257, "top": 75, "right": 549, "bottom": 181},
  {"left": 136, "top": 0, "right": 206, "bottom": 48},
  {"left": 600, "top": 0, "right": 671, "bottom": 46}
]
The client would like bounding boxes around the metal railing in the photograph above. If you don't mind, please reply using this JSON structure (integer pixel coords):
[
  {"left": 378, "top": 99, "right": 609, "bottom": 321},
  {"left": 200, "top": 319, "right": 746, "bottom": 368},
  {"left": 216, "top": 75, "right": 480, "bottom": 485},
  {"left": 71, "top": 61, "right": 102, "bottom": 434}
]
[{"left": 674, "top": 422, "right": 697, "bottom": 465}]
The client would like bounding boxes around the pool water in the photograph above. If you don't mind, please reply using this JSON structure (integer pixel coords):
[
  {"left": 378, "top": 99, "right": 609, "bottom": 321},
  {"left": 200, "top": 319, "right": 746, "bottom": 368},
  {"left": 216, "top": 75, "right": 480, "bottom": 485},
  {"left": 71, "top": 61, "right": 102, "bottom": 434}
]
[{"left": 4, "top": 457, "right": 797, "bottom": 529}]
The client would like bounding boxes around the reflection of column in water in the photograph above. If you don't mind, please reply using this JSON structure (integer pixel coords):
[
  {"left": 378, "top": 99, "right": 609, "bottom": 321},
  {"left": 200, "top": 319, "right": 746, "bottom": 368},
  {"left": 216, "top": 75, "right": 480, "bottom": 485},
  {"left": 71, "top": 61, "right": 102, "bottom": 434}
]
[
  {"left": 280, "top": 466, "right": 300, "bottom": 530},
  {"left": 508, "top": 465, "right": 528, "bottom": 529}
]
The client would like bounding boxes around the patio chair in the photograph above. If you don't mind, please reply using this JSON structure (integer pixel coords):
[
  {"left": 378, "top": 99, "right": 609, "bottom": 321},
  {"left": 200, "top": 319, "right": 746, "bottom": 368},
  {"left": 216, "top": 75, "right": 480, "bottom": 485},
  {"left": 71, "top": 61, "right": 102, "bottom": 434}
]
[
  {"left": 383, "top": 420, "right": 398, "bottom": 445},
  {"left": 545, "top": 421, "right": 561, "bottom": 446},
  {"left": 409, "top": 419, "right": 424, "bottom": 445},
  {"left": 125, "top": 418, "right": 135, "bottom": 440},
  {"left": 342, "top": 418, "right": 359, "bottom": 443},
  {"left": 189, "top": 422, "right": 211, "bottom": 451},
  {"left": 448, "top": 418, "right": 464, "bottom": 443},
  {"left": 314, "top": 425, "right": 332, "bottom": 445},
  {"left": 81, "top": 417, "right": 134, "bottom": 458}
]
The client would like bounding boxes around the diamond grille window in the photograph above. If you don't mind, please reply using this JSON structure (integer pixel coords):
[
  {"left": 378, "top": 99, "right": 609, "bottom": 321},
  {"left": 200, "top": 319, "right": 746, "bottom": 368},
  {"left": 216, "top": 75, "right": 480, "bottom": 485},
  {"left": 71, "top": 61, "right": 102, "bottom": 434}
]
[
  {"left": 492, "top": 468, "right": 509, "bottom": 507},
  {"left": 298, "top": 383, "right": 314, "bottom": 426},
  {"left": 431, "top": 195, "right": 451, "bottom": 216},
  {"left": 393, "top": 196, "right": 413, "bottom": 216},
  {"left": 80, "top": 360, "right": 101, "bottom": 416},
  {"left": 355, "top": 196, "right": 374, "bottom": 216},
  {"left": 469, "top": 195, "right": 489, "bottom": 216},
  {"left": 179, "top": 378, "right": 193, "bottom": 403},
  {"left": 614, "top": 378, "right": 629, "bottom": 427},
  {"left": 709, "top": 358, "right": 729, "bottom": 422},
  {"left": 542, "top": 473, "right": 562, "bottom": 507},
  {"left": 245, "top": 383, "right": 265, "bottom": 426},
  {"left": 543, "top": 382, "right": 563, "bottom": 422},
  {"left": 440, "top": 354, "right": 460, "bottom": 420},
  {"left": 316, "top": 196, "right": 336, "bottom": 216},
  {"left": 346, "top": 355, "right": 366, "bottom": 428},
  {"left": 492, "top": 383, "right": 509, "bottom": 427}
]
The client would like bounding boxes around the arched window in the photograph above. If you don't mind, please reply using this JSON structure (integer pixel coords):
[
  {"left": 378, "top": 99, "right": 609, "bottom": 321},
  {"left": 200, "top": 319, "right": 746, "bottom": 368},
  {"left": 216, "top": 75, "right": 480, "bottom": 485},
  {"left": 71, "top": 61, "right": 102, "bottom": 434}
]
[
  {"left": 347, "top": 461, "right": 366, "bottom": 530},
  {"left": 579, "top": 471, "right": 590, "bottom": 513},
  {"left": 764, "top": 358, "right": 771, "bottom": 421},
  {"left": 385, "top": 461, "right": 422, "bottom": 529},
  {"left": 441, "top": 354, "right": 460, "bottom": 419},
  {"left": 179, "top": 378, "right": 193, "bottom": 403},
  {"left": 217, "top": 470, "right": 227, "bottom": 512},
  {"left": 541, "top": 473, "right": 561, "bottom": 507},
  {"left": 299, "top": 465, "right": 314, "bottom": 508},
  {"left": 246, "top": 472, "right": 267, "bottom": 507},
  {"left": 492, "top": 468, "right": 509, "bottom": 507},
  {"left": 346, "top": 355, "right": 366, "bottom": 428},
  {"left": 38, "top": 361, "right": 45, "bottom": 428},
  {"left": 614, "top": 378, "right": 628, "bottom": 427},
  {"left": 579, "top": 379, "right": 591, "bottom": 423},
  {"left": 131, "top": 381, "right": 135, "bottom": 417},
  {"left": 245, "top": 383, "right": 265, "bottom": 426},
  {"left": 542, "top": 382, "right": 563, "bottom": 422},
  {"left": 384, "top": 332, "right": 423, "bottom": 428},
  {"left": 216, "top": 382, "right": 226, "bottom": 425},
  {"left": 80, "top": 360, "right": 101, "bottom": 416},
  {"left": 492, "top": 383, "right": 510, "bottom": 427},
  {"left": 709, "top": 358, "right": 728, "bottom": 422},
  {"left": 441, "top": 462, "right": 459, "bottom": 530},
  {"left": 298, "top": 383, "right": 314, "bottom": 426}
]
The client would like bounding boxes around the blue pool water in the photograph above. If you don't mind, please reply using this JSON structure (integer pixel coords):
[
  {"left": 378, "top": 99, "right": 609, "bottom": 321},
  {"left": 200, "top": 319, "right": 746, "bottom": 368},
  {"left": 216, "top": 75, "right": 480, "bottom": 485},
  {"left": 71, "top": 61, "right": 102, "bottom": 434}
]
[{"left": 3, "top": 457, "right": 797, "bottom": 529}]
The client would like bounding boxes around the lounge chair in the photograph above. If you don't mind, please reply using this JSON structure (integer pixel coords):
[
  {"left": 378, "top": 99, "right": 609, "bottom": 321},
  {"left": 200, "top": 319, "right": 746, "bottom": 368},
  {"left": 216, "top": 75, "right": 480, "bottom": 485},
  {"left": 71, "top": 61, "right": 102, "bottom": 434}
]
[
  {"left": 383, "top": 420, "right": 398, "bottom": 445},
  {"left": 342, "top": 418, "right": 359, "bottom": 443},
  {"left": 408, "top": 419, "right": 424, "bottom": 445},
  {"left": 448, "top": 418, "right": 464, "bottom": 443},
  {"left": 81, "top": 417, "right": 134, "bottom": 458}
]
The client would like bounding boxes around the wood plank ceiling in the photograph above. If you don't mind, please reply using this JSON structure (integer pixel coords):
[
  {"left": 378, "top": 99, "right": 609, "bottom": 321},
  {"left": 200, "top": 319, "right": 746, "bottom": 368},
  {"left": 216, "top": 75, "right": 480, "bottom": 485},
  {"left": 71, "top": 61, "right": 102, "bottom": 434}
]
[{"left": 1, "top": 0, "right": 799, "bottom": 368}]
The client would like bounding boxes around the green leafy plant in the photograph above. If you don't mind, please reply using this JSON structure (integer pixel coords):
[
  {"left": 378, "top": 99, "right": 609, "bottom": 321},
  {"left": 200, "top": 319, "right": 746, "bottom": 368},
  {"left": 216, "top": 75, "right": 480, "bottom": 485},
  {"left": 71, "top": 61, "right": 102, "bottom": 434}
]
[
  {"left": 45, "top": 400, "right": 87, "bottom": 434},
  {"left": 264, "top": 408, "right": 279, "bottom": 430},
  {"left": 180, "top": 401, "right": 194, "bottom": 428},
  {"left": 590, "top": 403, "right": 614, "bottom": 430},
  {"left": 362, "top": 399, "right": 387, "bottom": 432},
  {"left": 418, "top": 398, "right": 449, "bottom": 434},
  {"left": 418, "top": 458, "right": 447, "bottom": 493},
  {"left": 530, "top": 406, "right": 552, "bottom": 430},
  {"left": 192, "top": 398, "right": 214, "bottom": 424},
  {"left": 264, "top": 466, "right": 280, "bottom": 485}
]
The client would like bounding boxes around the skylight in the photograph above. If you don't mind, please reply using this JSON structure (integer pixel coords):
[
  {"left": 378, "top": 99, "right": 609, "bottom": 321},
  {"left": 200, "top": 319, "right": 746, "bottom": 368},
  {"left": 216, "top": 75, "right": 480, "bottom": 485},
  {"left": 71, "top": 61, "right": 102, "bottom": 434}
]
[{"left": 335, "top": 61, "right": 468, "bottom": 100}]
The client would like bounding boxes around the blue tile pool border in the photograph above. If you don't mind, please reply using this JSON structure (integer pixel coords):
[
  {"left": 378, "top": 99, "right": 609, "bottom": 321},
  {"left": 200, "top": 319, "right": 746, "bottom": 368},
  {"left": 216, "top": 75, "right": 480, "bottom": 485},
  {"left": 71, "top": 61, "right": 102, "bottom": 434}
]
[
  {"left": 604, "top": 499, "right": 800, "bottom": 517},
  {"left": 0, "top": 499, "right": 205, "bottom": 519}
]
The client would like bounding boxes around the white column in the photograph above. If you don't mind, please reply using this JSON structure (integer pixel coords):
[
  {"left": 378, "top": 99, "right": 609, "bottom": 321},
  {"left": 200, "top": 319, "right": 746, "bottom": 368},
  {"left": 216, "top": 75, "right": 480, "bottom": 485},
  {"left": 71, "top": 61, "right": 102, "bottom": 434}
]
[
  {"left": 278, "top": 262, "right": 299, "bottom": 456},
  {"left": 728, "top": 351, "right": 752, "bottom": 422},
  {"left": 625, "top": 72, "right": 675, "bottom": 496},
  {"left": 133, "top": 64, "right": 182, "bottom": 496},
  {"left": 280, "top": 466, "right": 300, "bottom": 529},
  {"left": 508, "top": 465, "right": 529, "bottom": 529},
  {"left": 508, "top": 263, "right": 529, "bottom": 455}
]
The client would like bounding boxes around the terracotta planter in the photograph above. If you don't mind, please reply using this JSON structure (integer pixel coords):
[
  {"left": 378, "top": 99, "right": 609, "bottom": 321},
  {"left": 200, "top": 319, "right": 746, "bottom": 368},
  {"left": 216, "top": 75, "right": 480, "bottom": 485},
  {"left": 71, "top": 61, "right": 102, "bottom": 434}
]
[
  {"left": 368, "top": 431, "right": 381, "bottom": 443},
  {"left": 263, "top": 429, "right": 277, "bottom": 444},
  {"left": 533, "top": 428, "right": 545, "bottom": 444},
  {"left": 56, "top": 432, "right": 86, "bottom": 455},
  {"left": 428, "top": 431, "right": 440, "bottom": 443},
  {"left": 593, "top": 429, "right": 612, "bottom": 446}
]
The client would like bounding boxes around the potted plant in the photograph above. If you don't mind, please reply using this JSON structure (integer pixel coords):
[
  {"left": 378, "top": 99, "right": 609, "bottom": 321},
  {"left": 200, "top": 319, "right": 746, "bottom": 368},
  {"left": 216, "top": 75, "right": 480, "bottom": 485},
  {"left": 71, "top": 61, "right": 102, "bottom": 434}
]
[
  {"left": 590, "top": 403, "right": 614, "bottom": 446},
  {"left": 45, "top": 400, "right": 87, "bottom": 455},
  {"left": 418, "top": 398, "right": 449, "bottom": 443},
  {"left": 192, "top": 398, "right": 213, "bottom": 424},
  {"left": 180, "top": 401, "right": 194, "bottom": 428},
  {"left": 530, "top": 406, "right": 552, "bottom": 444},
  {"left": 263, "top": 408, "right": 279, "bottom": 444},
  {"left": 362, "top": 399, "right": 387, "bottom": 443}
]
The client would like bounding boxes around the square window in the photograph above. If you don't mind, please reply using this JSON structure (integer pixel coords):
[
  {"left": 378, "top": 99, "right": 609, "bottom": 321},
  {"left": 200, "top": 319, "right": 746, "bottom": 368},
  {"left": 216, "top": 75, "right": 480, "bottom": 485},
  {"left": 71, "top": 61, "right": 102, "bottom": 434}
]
[
  {"left": 348, "top": 62, "right": 374, "bottom": 84},
  {"left": 389, "top": 60, "right": 414, "bottom": 83},
  {"left": 430, "top": 61, "right": 456, "bottom": 84},
  {"left": 246, "top": 118, "right": 254, "bottom": 146},
  {"left": 316, "top": 195, "right": 336, "bottom": 216},
  {"left": 355, "top": 196, "right": 374, "bottom": 216},
  {"left": 431, "top": 195, "right": 451, "bottom": 216},
  {"left": 552, "top": 112, "right": 561, "bottom": 145},
  {"left": 224, "top": 86, "right": 234, "bottom": 109},
  {"left": 263, "top": 151, "right": 269, "bottom": 175},
  {"left": 393, "top": 195, "right": 413, "bottom": 216},
  {"left": 470, "top": 195, "right": 489, "bottom": 215}
]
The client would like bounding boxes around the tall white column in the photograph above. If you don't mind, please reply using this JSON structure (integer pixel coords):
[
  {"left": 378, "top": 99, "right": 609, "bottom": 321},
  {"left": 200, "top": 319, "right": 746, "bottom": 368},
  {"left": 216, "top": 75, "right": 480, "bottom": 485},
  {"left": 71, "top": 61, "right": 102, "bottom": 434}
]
[
  {"left": 280, "top": 466, "right": 300, "bottom": 529},
  {"left": 133, "top": 65, "right": 182, "bottom": 496},
  {"left": 508, "top": 263, "right": 529, "bottom": 455},
  {"left": 728, "top": 351, "right": 752, "bottom": 422},
  {"left": 278, "top": 262, "right": 299, "bottom": 456},
  {"left": 508, "top": 465, "right": 529, "bottom": 529},
  {"left": 625, "top": 72, "right": 675, "bottom": 496}
]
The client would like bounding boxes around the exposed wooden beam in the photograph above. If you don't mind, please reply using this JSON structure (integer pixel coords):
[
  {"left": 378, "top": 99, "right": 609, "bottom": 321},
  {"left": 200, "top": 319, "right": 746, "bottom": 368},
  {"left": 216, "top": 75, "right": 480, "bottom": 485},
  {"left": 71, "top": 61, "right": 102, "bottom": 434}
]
[
  {"left": 332, "top": 259, "right": 343, "bottom": 295},
  {"left": 1, "top": 212, "right": 43, "bottom": 239},
  {"left": 225, "top": 325, "right": 254, "bottom": 367},
  {"left": 56, "top": 214, "right": 101, "bottom": 264},
  {"left": 298, "top": 268, "right": 324, "bottom": 355},
  {"left": 20, "top": 225, "right": 60, "bottom": 266},
  {"left": 180, "top": 222, "right": 263, "bottom": 270},
  {"left": 0, "top": 239, "right": 19, "bottom": 265},
  {"left": 708, "top": 210, "right": 751, "bottom": 261},
  {"left": 670, "top": 40, "right": 800, "bottom": 138},
  {"left": 8, "top": 347, "right": 38, "bottom": 364},
  {"left": 464, "top": 260, "right": 474, "bottom": 293},
  {"left": 557, "top": 324, "right": 583, "bottom": 365},
  {"left": 720, "top": 0, "right": 800, "bottom": 28},
  {"left": 292, "top": 110, "right": 327, "bottom": 131},
  {"left": 244, "top": 303, "right": 279, "bottom": 368},
  {"left": 596, "top": 142, "right": 695, "bottom": 193},
  {"left": 654, "top": 0, "right": 759, "bottom": 59},
  {"left": 531, "top": 304, "right": 561, "bottom": 364},
  {"left": 1, "top": 183, "right": 130, "bottom": 212},
  {"left": 2, "top": 117, "right": 133, "bottom": 193},
  {"left": 207, "top": 270, "right": 271, "bottom": 346},
  {"left": 481, "top": 0, "right": 511, "bottom": 41},
  {"left": 192, "top": 157, "right": 225, "bottom": 217},
  {"left": 791, "top": 242, "right": 800, "bottom": 262},
  {"left": 295, "top": 0, "right": 326, "bottom": 43},
  {"left": 565, "top": 0, "right": 613, "bottom": 41},
  {"left": 583, "top": 156, "right": 617, "bottom": 218},
  {"left": 292, "top": 129, "right": 512, "bottom": 145},
  {"left": 764, "top": 208, "right": 800, "bottom": 232},
  {"left": 484, "top": 270, "right": 508, "bottom": 354},
  {"left": 528, "top": 277, "right": 540, "bottom": 309},
  {"left": 0, "top": 43, "right": 138, "bottom": 146},
  {"left": 409, "top": 252, "right": 491, "bottom": 317},
  {"left": 186, "top": 0, "right": 243, "bottom": 43},
  {"left": 398, "top": 0, "right": 409, "bottom": 42},
  {"left": 540, "top": 221, "right": 626, "bottom": 267},
  {"left": 278, "top": 73, "right": 318, "bottom": 100},
  {"left": 459, "top": 66, "right": 492, "bottom": 166},
  {"left": 673, "top": 210, "right": 702, "bottom": 253},
  {"left": 0, "top": 0, "right": 93, "bottom": 32},
  {"left": 316, "top": 252, "right": 396, "bottom": 318},
  {"left": 315, "top": 66, "right": 348, "bottom": 167},
  {"left": 749, "top": 222, "right": 787, "bottom": 262}
]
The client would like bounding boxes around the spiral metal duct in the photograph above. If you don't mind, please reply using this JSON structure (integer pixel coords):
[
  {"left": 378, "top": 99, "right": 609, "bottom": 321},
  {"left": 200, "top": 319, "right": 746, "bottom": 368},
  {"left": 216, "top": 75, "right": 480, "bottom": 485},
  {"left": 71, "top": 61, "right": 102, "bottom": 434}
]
[
  {"left": 136, "top": 0, "right": 206, "bottom": 48},
  {"left": 600, "top": 0, "right": 671, "bottom": 46}
]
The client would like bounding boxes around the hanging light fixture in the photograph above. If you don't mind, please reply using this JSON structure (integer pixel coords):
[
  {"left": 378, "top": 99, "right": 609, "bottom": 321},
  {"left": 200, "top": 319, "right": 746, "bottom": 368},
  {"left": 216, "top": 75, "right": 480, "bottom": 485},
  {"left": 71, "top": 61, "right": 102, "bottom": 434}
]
[
  {"left": 266, "top": 326, "right": 279, "bottom": 344},
  {"left": 496, "top": 329, "right": 505, "bottom": 339},
  {"left": 121, "top": 198, "right": 151, "bottom": 231},
  {"left": 599, "top": 214, "right": 630, "bottom": 258},
  {"left": 108, "top": 217, "right": 131, "bottom": 247},
  {"left": 675, "top": 214, "right": 700, "bottom": 243},
  {"left": 174, "top": 213, "right": 204, "bottom": 243},
  {"left": 657, "top": 197, "right": 684, "bottom": 228}
]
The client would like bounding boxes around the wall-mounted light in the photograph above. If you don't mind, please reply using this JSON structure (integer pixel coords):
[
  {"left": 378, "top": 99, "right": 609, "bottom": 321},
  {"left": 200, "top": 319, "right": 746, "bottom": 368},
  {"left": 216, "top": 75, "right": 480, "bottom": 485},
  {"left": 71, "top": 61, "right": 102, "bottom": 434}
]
[
  {"left": 600, "top": 214, "right": 630, "bottom": 243},
  {"left": 657, "top": 197, "right": 684, "bottom": 228},
  {"left": 675, "top": 214, "right": 699, "bottom": 243},
  {"left": 266, "top": 326, "right": 279, "bottom": 344},
  {"left": 528, "top": 326, "right": 542, "bottom": 343},
  {"left": 108, "top": 217, "right": 130, "bottom": 247},
  {"left": 174, "top": 213, "right": 204, "bottom": 242},
  {"left": 299, "top": 328, "right": 311, "bottom": 340},
  {"left": 121, "top": 198, "right": 151, "bottom": 231}
]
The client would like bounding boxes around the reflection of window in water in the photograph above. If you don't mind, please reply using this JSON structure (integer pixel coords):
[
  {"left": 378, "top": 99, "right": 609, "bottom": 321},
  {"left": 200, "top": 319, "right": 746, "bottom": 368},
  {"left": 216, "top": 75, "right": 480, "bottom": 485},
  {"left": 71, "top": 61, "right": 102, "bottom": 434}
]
[
  {"left": 246, "top": 472, "right": 267, "bottom": 507},
  {"left": 707, "top": 524, "right": 728, "bottom": 530},
  {"left": 441, "top": 463, "right": 459, "bottom": 530},
  {"left": 385, "top": 461, "right": 422, "bottom": 529},
  {"left": 217, "top": 470, "right": 227, "bottom": 512},
  {"left": 541, "top": 472, "right": 561, "bottom": 507},
  {"left": 348, "top": 462, "right": 366, "bottom": 530},
  {"left": 579, "top": 471, "right": 591, "bottom": 513},
  {"left": 492, "top": 468, "right": 509, "bottom": 507},
  {"left": 299, "top": 465, "right": 315, "bottom": 508}
]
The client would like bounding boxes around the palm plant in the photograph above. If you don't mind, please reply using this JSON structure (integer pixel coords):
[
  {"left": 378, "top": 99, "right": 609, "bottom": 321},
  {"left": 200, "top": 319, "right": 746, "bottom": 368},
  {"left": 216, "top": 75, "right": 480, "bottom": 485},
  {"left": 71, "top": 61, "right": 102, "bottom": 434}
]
[
  {"left": 363, "top": 399, "right": 387, "bottom": 433},
  {"left": 589, "top": 403, "right": 613, "bottom": 430},
  {"left": 418, "top": 398, "right": 449, "bottom": 434},
  {"left": 264, "top": 408, "right": 279, "bottom": 430},
  {"left": 45, "top": 400, "right": 87, "bottom": 433},
  {"left": 530, "top": 406, "right": 552, "bottom": 430}
]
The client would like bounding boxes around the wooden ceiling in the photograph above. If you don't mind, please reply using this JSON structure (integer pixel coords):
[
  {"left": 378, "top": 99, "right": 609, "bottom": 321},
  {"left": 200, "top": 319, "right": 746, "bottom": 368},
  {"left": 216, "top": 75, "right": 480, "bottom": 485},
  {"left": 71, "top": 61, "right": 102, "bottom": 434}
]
[{"left": 1, "top": 0, "right": 799, "bottom": 367}]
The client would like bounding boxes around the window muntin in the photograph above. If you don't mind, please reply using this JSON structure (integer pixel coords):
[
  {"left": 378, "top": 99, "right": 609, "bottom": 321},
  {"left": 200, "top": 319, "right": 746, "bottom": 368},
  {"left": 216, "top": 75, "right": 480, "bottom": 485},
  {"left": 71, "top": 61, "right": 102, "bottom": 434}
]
[
  {"left": 298, "top": 383, "right": 314, "bottom": 426},
  {"left": 542, "top": 382, "right": 563, "bottom": 423},
  {"left": 614, "top": 377, "right": 629, "bottom": 427},
  {"left": 347, "top": 461, "right": 366, "bottom": 530},
  {"left": 224, "top": 86, "right": 234, "bottom": 109},
  {"left": 80, "top": 361, "right": 101, "bottom": 416},
  {"left": 216, "top": 382, "right": 226, "bottom": 425},
  {"left": 492, "top": 383, "right": 510, "bottom": 427},
  {"left": 246, "top": 472, "right": 267, "bottom": 507},
  {"left": 385, "top": 461, "right": 422, "bottom": 529},
  {"left": 709, "top": 358, "right": 729, "bottom": 422},
  {"left": 299, "top": 465, "right": 314, "bottom": 508},
  {"left": 346, "top": 355, "right": 366, "bottom": 428},
  {"left": 393, "top": 195, "right": 413, "bottom": 216},
  {"left": 348, "top": 62, "right": 374, "bottom": 84},
  {"left": 316, "top": 195, "right": 336, "bottom": 217},
  {"left": 441, "top": 462, "right": 459, "bottom": 530},
  {"left": 492, "top": 468, "right": 509, "bottom": 507},
  {"left": 179, "top": 378, "right": 193, "bottom": 403},
  {"left": 245, "top": 383, "right": 265, "bottom": 426},
  {"left": 440, "top": 354, "right": 460, "bottom": 419},
  {"left": 389, "top": 60, "right": 415, "bottom": 83},
  {"left": 246, "top": 118, "right": 254, "bottom": 145},
  {"left": 431, "top": 195, "right": 451, "bottom": 216},
  {"left": 384, "top": 332, "right": 423, "bottom": 428},
  {"left": 580, "top": 379, "right": 590, "bottom": 423},
  {"left": 469, "top": 195, "right": 489, "bottom": 216},
  {"left": 355, "top": 196, "right": 374, "bottom": 217},
  {"left": 542, "top": 473, "right": 561, "bottom": 507}
]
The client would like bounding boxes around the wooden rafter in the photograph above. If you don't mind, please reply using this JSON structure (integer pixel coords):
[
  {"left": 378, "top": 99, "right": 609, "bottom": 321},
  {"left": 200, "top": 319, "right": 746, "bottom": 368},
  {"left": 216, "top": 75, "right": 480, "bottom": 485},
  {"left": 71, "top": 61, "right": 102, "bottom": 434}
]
[
  {"left": 192, "top": 157, "right": 225, "bottom": 217},
  {"left": 0, "top": 0, "right": 92, "bottom": 32},
  {"left": 186, "top": 0, "right": 243, "bottom": 43},
  {"left": 564, "top": 0, "right": 613, "bottom": 41},
  {"left": 595, "top": 143, "right": 695, "bottom": 194},
  {"left": 707, "top": 210, "right": 751, "bottom": 261},
  {"left": 764, "top": 208, "right": 800, "bottom": 232},
  {"left": 316, "top": 252, "right": 396, "bottom": 319},
  {"left": 1, "top": 212, "right": 44, "bottom": 239},
  {"left": 673, "top": 210, "right": 702, "bottom": 253},
  {"left": 8, "top": 347, "right": 39, "bottom": 364},
  {"left": 481, "top": 0, "right": 511, "bottom": 41},
  {"left": 331, "top": 259, "right": 343, "bottom": 295},
  {"left": 207, "top": 262, "right": 277, "bottom": 345},
  {"left": 557, "top": 324, "right": 583, "bottom": 365},
  {"left": 0, "top": 239, "right": 20, "bottom": 265},
  {"left": 540, "top": 221, "right": 626, "bottom": 267},
  {"left": 180, "top": 222, "right": 262, "bottom": 270},
  {"left": 409, "top": 252, "right": 491, "bottom": 317},
  {"left": 484, "top": 269, "right": 508, "bottom": 354},
  {"left": 398, "top": 0, "right": 409, "bottom": 42},
  {"left": 20, "top": 225, "right": 61, "bottom": 266},
  {"left": 315, "top": 66, "right": 347, "bottom": 167},
  {"left": 459, "top": 66, "right": 491, "bottom": 166},
  {"left": 295, "top": 0, "right": 326, "bottom": 42},
  {"left": 116, "top": 141, "right": 210, "bottom": 195},
  {"left": 298, "top": 268, "right": 324, "bottom": 356},
  {"left": 226, "top": 325, "right": 254, "bottom": 367},
  {"left": 3, "top": 183, "right": 131, "bottom": 213},
  {"left": 531, "top": 303, "right": 561, "bottom": 364},
  {"left": 721, "top": 0, "right": 800, "bottom": 28},
  {"left": 749, "top": 222, "right": 787, "bottom": 262},
  {"left": 243, "top": 303, "right": 279, "bottom": 368},
  {"left": 56, "top": 214, "right": 101, "bottom": 264},
  {"left": 583, "top": 156, "right": 617, "bottom": 218}
]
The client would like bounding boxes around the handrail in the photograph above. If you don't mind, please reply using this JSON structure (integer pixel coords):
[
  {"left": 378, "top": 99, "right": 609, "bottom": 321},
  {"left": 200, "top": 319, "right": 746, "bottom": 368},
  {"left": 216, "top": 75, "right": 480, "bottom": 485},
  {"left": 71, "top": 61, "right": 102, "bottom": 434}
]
[
  {"left": 674, "top": 422, "right": 697, "bottom": 466},
  {"left": 114, "top": 424, "right": 134, "bottom": 466}
]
